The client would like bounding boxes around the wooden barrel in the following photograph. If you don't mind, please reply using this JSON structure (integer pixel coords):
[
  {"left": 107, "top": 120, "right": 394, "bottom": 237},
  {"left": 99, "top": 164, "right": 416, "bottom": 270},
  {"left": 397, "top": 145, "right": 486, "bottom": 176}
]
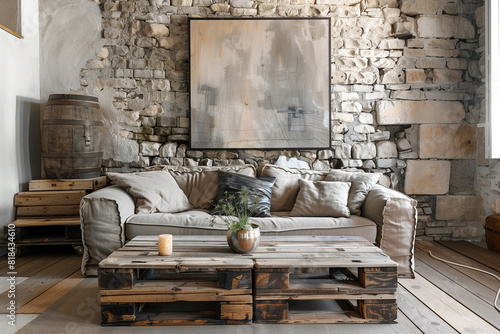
[
  {"left": 42, "top": 94, "right": 103, "bottom": 179},
  {"left": 485, "top": 214, "right": 500, "bottom": 254}
]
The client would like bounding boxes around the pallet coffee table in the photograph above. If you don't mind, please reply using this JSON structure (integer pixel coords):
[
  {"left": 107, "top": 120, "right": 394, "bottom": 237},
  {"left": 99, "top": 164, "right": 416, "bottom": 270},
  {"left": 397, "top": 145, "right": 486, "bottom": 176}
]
[{"left": 98, "top": 235, "right": 398, "bottom": 326}]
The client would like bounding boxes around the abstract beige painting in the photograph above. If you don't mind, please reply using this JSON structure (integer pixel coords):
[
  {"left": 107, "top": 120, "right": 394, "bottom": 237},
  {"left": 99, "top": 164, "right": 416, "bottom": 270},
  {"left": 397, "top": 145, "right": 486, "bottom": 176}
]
[{"left": 189, "top": 18, "right": 331, "bottom": 149}]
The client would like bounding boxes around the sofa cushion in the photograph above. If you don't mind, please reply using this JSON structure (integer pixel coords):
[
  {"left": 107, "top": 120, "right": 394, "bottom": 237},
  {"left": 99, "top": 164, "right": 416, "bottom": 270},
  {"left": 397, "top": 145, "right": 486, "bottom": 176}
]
[
  {"left": 325, "top": 169, "right": 381, "bottom": 215},
  {"left": 260, "top": 165, "right": 328, "bottom": 212},
  {"left": 106, "top": 171, "right": 192, "bottom": 214},
  {"left": 125, "top": 211, "right": 377, "bottom": 244},
  {"left": 164, "top": 165, "right": 256, "bottom": 210},
  {"left": 290, "top": 180, "right": 351, "bottom": 218},
  {"left": 212, "top": 171, "right": 276, "bottom": 217}
]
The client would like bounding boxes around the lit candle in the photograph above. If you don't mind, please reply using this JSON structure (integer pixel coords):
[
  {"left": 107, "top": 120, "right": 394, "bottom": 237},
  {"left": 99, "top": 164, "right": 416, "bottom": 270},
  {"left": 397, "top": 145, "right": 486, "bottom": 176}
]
[{"left": 158, "top": 234, "right": 173, "bottom": 256}]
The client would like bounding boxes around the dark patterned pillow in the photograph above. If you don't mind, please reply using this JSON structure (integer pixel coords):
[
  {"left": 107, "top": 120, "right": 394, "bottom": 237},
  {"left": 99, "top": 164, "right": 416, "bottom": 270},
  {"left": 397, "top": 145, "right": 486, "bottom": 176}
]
[{"left": 211, "top": 171, "right": 276, "bottom": 217}]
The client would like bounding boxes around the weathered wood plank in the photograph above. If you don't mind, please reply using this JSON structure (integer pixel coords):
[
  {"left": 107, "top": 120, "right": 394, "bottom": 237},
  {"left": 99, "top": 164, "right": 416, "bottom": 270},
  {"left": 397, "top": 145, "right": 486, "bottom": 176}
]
[
  {"left": 254, "top": 300, "right": 288, "bottom": 322},
  {"left": 397, "top": 284, "right": 459, "bottom": 334},
  {"left": 99, "top": 268, "right": 137, "bottom": 290},
  {"left": 358, "top": 299, "right": 397, "bottom": 321},
  {"left": 9, "top": 217, "right": 80, "bottom": 227},
  {"left": 414, "top": 249, "right": 500, "bottom": 330},
  {"left": 358, "top": 267, "right": 398, "bottom": 289},
  {"left": 101, "top": 292, "right": 253, "bottom": 303},
  {"left": 15, "top": 191, "right": 86, "bottom": 206},
  {"left": 217, "top": 269, "right": 252, "bottom": 289},
  {"left": 0, "top": 255, "right": 81, "bottom": 311},
  {"left": 399, "top": 273, "right": 499, "bottom": 333},
  {"left": 396, "top": 310, "right": 424, "bottom": 334},
  {"left": 99, "top": 256, "right": 254, "bottom": 269},
  {"left": 254, "top": 269, "right": 289, "bottom": 289},
  {"left": 17, "top": 205, "right": 80, "bottom": 217},
  {"left": 217, "top": 302, "right": 252, "bottom": 321},
  {"left": 17, "top": 270, "right": 83, "bottom": 314},
  {"left": 437, "top": 240, "right": 500, "bottom": 273},
  {"left": 29, "top": 176, "right": 107, "bottom": 191},
  {"left": 416, "top": 241, "right": 500, "bottom": 290}
]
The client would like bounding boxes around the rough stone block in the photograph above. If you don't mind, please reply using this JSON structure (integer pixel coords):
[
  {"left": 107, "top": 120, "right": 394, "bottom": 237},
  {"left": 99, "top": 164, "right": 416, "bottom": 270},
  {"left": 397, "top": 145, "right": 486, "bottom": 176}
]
[
  {"left": 376, "top": 101, "right": 465, "bottom": 125},
  {"left": 450, "top": 160, "right": 476, "bottom": 195},
  {"left": 396, "top": 138, "right": 411, "bottom": 151},
  {"left": 141, "top": 104, "right": 164, "bottom": 117},
  {"left": 406, "top": 69, "right": 426, "bottom": 83},
  {"left": 376, "top": 141, "right": 398, "bottom": 158},
  {"left": 432, "top": 69, "right": 463, "bottom": 83},
  {"left": 144, "top": 23, "right": 170, "bottom": 37},
  {"left": 419, "top": 124, "right": 477, "bottom": 159},
  {"left": 435, "top": 196, "right": 483, "bottom": 221},
  {"left": 352, "top": 143, "right": 376, "bottom": 159},
  {"left": 140, "top": 142, "right": 162, "bottom": 156},
  {"left": 404, "top": 160, "right": 451, "bottom": 195},
  {"left": 210, "top": 3, "right": 230, "bottom": 12},
  {"left": 447, "top": 58, "right": 468, "bottom": 70},
  {"left": 416, "top": 16, "right": 475, "bottom": 39},
  {"left": 400, "top": 0, "right": 441, "bottom": 15},
  {"left": 415, "top": 57, "right": 446, "bottom": 69}
]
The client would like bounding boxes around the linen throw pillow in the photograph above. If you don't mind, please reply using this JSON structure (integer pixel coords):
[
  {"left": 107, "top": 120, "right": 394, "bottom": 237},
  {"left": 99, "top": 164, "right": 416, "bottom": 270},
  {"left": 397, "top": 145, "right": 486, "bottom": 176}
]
[
  {"left": 107, "top": 171, "right": 192, "bottom": 214},
  {"left": 211, "top": 171, "right": 276, "bottom": 217},
  {"left": 260, "top": 164, "right": 328, "bottom": 212},
  {"left": 325, "top": 170, "right": 381, "bottom": 215},
  {"left": 290, "top": 179, "right": 351, "bottom": 218},
  {"left": 166, "top": 165, "right": 256, "bottom": 209}
]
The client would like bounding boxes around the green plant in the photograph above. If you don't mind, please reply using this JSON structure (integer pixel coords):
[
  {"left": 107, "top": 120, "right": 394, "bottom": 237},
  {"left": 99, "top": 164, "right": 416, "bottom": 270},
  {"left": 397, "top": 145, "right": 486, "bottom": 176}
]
[{"left": 210, "top": 189, "right": 260, "bottom": 232}]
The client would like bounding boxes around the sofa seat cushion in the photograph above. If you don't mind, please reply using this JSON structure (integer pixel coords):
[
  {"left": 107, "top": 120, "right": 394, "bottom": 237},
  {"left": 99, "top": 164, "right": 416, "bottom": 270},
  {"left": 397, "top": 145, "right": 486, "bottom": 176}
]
[{"left": 125, "top": 210, "right": 377, "bottom": 243}]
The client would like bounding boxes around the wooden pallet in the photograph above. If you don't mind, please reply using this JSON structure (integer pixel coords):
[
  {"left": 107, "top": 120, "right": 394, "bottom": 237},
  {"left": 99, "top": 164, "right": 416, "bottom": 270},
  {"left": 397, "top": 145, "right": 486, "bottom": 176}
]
[
  {"left": 3, "top": 176, "right": 107, "bottom": 254},
  {"left": 98, "top": 235, "right": 398, "bottom": 326},
  {"left": 99, "top": 260, "right": 254, "bottom": 325}
]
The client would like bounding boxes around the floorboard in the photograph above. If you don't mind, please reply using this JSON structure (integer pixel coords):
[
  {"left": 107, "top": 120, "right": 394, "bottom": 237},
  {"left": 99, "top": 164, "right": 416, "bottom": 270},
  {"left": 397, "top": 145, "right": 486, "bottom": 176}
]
[
  {"left": 414, "top": 250, "right": 500, "bottom": 330},
  {"left": 397, "top": 285, "right": 458, "bottom": 334},
  {"left": 1, "top": 240, "right": 499, "bottom": 334},
  {"left": 438, "top": 240, "right": 500, "bottom": 273}
]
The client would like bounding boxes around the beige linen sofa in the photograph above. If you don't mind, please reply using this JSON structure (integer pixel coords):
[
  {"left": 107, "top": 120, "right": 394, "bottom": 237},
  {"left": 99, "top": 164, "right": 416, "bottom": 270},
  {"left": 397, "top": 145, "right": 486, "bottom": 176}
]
[{"left": 79, "top": 164, "right": 417, "bottom": 278}]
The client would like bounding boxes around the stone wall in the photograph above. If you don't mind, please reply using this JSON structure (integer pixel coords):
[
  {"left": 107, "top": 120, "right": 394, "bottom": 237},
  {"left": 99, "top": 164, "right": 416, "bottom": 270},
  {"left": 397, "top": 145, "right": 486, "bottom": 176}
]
[{"left": 44, "top": 0, "right": 487, "bottom": 241}]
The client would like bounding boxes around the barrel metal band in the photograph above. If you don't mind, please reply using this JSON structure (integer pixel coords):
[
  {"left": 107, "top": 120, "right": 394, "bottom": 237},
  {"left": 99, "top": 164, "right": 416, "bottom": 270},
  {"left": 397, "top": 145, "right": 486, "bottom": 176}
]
[
  {"left": 42, "top": 119, "right": 102, "bottom": 126},
  {"left": 42, "top": 152, "right": 103, "bottom": 158},
  {"left": 44, "top": 167, "right": 101, "bottom": 174},
  {"left": 485, "top": 226, "right": 500, "bottom": 235},
  {"left": 46, "top": 100, "right": 100, "bottom": 108}
]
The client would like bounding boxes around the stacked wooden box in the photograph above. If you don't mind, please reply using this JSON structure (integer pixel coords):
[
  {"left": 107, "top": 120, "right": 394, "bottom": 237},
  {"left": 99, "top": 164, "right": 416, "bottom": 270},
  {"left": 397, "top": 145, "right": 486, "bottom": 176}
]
[{"left": 6, "top": 176, "right": 107, "bottom": 254}]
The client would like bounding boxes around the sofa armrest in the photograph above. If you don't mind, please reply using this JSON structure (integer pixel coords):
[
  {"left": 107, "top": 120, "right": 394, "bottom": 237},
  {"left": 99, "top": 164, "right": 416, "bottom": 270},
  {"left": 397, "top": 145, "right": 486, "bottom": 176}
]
[
  {"left": 362, "top": 184, "right": 418, "bottom": 278},
  {"left": 80, "top": 185, "right": 135, "bottom": 276}
]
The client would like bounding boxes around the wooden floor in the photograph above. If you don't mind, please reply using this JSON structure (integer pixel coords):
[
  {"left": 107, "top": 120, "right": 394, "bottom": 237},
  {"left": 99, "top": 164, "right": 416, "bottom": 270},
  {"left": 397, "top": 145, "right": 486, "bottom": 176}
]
[{"left": 1, "top": 241, "right": 500, "bottom": 333}]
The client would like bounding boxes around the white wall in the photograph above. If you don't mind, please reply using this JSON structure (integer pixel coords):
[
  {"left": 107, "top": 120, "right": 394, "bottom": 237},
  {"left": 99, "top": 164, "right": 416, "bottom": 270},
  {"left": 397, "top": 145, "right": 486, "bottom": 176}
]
[{"left": 0, "top": 0, "right": 40, "bottom": 226}]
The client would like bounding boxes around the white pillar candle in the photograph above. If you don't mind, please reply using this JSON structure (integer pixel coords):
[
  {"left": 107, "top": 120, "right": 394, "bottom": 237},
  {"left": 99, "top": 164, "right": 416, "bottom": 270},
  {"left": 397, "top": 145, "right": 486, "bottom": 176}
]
[{"left": 158, "top": 234, "right": 173, "bottom": 256}]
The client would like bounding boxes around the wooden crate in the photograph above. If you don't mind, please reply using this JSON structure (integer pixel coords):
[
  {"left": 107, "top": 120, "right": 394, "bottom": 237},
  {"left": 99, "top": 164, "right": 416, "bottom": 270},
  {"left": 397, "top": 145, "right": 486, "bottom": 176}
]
[
  {"left": 3, "top": 176, "right": 107, "bottom": 254},
  {"left": 5, "top": 218, "right": 82, "bottom": 245},
  {"left": 28, "top": 176, "right": 107, "bottom": 191},
  {"left": 99, "top": 256, "right": 254, "bottom": 326}
]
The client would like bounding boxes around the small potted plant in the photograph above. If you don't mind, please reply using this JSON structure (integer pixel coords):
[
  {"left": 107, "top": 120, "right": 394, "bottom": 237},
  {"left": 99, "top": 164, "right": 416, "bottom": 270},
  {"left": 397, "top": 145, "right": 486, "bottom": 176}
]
[{"left": 210, "top": 188, "right": 261, "bottom": 253}]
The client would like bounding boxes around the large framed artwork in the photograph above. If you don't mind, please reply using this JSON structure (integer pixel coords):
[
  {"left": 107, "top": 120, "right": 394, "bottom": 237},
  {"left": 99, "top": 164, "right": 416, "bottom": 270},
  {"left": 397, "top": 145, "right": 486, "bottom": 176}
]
[{"left": 189, "top": 18, "right": 331, "bottom": 149}]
